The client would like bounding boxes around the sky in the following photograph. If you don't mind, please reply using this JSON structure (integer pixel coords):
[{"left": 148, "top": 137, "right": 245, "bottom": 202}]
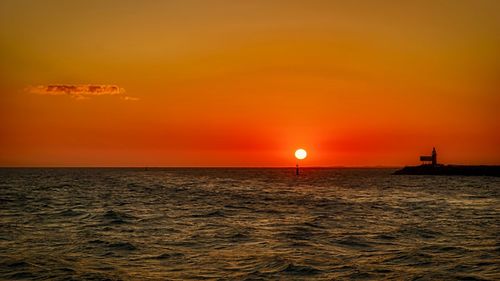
[{"left": 0, "top": 0, "right": 499, "bottom": 167}]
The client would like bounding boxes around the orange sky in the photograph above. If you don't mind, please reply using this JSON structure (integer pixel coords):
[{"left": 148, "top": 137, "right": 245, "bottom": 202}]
[{"left": 1, "top": 0, "right": 499, "bottom": 167}]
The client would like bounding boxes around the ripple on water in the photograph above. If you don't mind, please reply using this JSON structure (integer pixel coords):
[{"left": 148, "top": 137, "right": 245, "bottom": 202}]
[
  {"left": 191, "top": 209, "right": 226, "bottom": 218},
  {"left": 334, "top": 236, "right": 374, "bottom": 250},
  {"left": 7, "top": 272, "right": 36, "bottom": 280},
  {"left": 383, "top": 251, "right": 434, "bottom": 267},
  {"left": 153, "top": 252, "right": 185, "bottom": 260},
  {"left": 282, "top": 263, "right": 322, "bottom": 276},
  {"left": 101, "top": 210, "right": 136, "bottom": 224},
  {"left": 58, "top": 208, "right": 86, "bottom": 217},
  {"left": 255, "top": 256, "right": 323, "bottom": 277},
  {"left": 87, "top": 239, "right": 138, "bottom": 254},
  {"left": 396, "top": 225, "right": 443, "bottom": 239},
  {"left": 5, "top": 261, "right": 31, "bottom": 269}
]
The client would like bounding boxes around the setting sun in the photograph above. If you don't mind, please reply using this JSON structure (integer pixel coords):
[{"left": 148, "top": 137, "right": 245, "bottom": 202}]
[{"left": 295, "top": 149, "right": 307, "bottom": 160}]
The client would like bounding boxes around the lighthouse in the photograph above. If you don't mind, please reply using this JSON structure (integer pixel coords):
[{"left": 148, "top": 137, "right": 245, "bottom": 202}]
[
  {"left": 432, "top": 147, "right": 437, "bottom": 166},
  {"left": 420, "top": 147, "right": 438, "bottom": 166}
]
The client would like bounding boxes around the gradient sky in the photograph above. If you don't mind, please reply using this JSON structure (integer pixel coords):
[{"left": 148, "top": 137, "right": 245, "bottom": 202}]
[{"left": 1, "top": 0, "right": 499, "bottom": 167}]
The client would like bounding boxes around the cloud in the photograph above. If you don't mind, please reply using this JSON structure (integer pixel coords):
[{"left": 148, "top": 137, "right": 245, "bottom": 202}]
[{"left": 26, "top": 84, "right": 138, "bottom": 100}]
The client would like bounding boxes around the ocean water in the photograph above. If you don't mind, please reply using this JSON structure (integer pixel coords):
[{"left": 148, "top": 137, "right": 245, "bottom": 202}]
[{"left": 0, "top": 168, "right": 499, "bottom": 280}]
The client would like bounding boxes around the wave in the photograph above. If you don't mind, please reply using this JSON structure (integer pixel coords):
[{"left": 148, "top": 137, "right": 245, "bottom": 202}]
[{"left": 100, "top": 210, "right": 136, "bottom": 224}]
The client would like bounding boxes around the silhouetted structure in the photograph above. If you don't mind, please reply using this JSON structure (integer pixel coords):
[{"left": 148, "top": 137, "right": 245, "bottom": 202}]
[
  {"left": 395, "top": 147, "right": 500, "bottom": 176},
  {"left": 420, "top": 147, "right": 437, "bottom": 166},
  {"left": 296, "top": 164, "right": 299, "bottom": 176}
]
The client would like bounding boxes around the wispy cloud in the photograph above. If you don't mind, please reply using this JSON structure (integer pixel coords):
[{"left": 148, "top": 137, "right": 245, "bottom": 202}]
[{"left": 26, "top": 84, "right": 138, "bottom": 101}]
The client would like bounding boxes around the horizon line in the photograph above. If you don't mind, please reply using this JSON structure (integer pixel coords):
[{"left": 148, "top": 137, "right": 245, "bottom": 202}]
[{"left": 0, "top": 165, "right": 403, "bottom": 169}]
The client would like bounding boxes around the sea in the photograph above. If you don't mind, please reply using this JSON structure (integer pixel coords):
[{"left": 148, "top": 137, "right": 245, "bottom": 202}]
[{"left": 0, "top": 168, "right": 499, "bottom": 280}]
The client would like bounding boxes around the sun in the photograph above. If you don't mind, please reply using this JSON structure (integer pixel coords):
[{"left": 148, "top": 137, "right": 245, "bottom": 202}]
[{"left": 295, "top": 148, "right": 307, "bottom": 160}]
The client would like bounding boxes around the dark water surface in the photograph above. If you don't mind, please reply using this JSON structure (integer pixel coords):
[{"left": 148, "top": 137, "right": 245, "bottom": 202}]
[{"left": 0, "top": 168, "right": 499, "bottom": 280}]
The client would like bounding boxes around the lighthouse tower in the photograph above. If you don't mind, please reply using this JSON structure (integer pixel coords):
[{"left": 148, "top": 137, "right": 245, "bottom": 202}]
[{"left": 432, "top": 147, "right": 437, "bottom": 166}]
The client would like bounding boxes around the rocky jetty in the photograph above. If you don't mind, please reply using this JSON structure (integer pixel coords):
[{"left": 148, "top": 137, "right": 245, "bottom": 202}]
[{"left": 394, "top": 165, "right": 500, "bottom": 176}]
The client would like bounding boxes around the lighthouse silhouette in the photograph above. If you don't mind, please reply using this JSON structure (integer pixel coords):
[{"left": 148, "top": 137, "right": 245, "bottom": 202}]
[{"left": 420, "top": 147, "right": 437, "bottom": 166}]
